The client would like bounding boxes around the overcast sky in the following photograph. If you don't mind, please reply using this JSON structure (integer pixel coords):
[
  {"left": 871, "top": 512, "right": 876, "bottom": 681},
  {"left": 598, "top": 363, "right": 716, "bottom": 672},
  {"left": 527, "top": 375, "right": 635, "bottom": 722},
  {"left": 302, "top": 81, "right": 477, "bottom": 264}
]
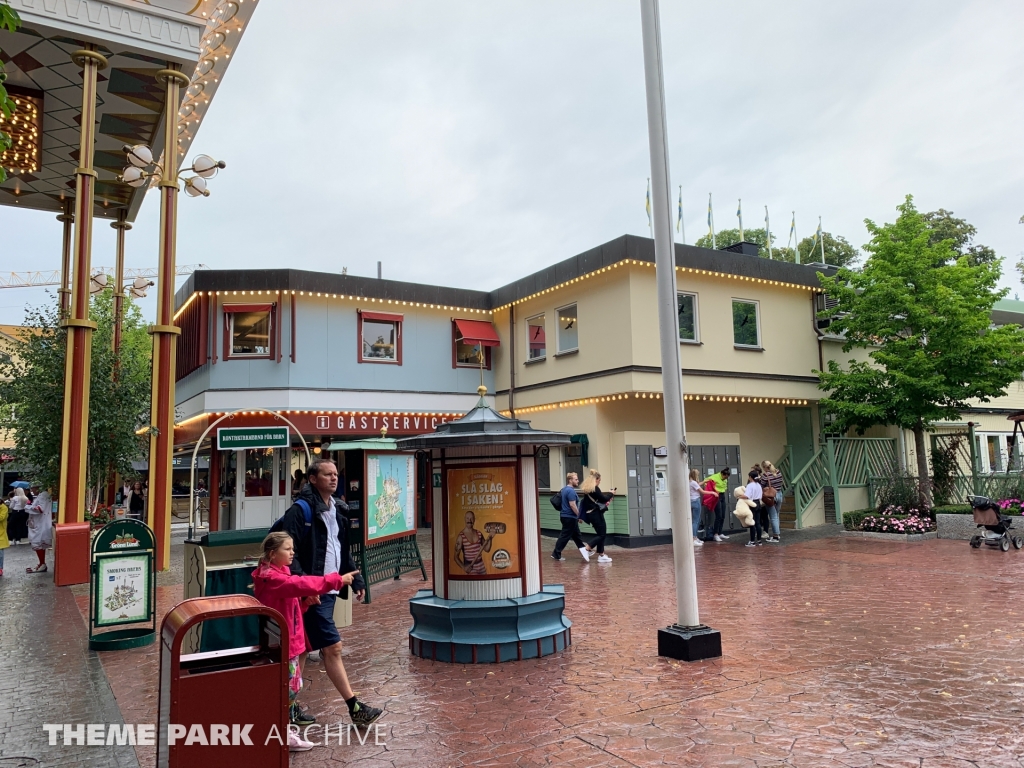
[{"left": 2, "top": 0, "right": 1023, "bottom": 324}]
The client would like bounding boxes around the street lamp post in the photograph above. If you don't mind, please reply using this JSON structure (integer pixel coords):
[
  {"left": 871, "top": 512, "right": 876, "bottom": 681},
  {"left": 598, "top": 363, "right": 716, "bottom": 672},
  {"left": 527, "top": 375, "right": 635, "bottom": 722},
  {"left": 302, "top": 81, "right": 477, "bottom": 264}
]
[
  {"left": 118, "top": 66, "right": 225, "bottom": 570},
  {"left": 639, "top": 0, "right": 722, "bottom": 661}
]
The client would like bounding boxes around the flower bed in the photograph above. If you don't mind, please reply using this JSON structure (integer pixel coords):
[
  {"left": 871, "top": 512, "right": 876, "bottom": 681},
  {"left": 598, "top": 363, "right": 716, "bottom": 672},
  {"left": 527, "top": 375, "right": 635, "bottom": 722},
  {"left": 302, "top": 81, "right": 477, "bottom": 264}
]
[{"left": 859, "top": 509, "right": 935, "bottom": 535}]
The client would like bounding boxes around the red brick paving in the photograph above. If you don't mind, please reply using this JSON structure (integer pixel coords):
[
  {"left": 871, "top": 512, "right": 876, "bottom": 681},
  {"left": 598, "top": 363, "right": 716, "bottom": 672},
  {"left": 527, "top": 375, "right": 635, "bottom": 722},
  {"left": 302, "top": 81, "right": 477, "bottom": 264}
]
[{"left": 80, "top": 535, "right": 1024, "bottom": 766}]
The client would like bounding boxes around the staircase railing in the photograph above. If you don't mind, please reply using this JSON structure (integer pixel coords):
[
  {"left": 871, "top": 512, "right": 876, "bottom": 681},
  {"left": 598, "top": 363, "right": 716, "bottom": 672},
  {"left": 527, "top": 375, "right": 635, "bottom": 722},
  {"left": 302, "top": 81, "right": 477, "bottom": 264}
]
[{"left": 788, "top": 449, "right": 830, "bottom": 528}]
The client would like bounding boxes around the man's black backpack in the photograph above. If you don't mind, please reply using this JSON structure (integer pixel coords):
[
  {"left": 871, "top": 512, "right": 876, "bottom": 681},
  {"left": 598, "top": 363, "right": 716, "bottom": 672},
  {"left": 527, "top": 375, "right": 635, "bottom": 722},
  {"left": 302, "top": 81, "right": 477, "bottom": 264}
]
[
  {"left": 269, "top": 498, "right": 313, "bottom": 532},
  {"left": 550, "top": 492, "right": 562, "bottom": 511}
]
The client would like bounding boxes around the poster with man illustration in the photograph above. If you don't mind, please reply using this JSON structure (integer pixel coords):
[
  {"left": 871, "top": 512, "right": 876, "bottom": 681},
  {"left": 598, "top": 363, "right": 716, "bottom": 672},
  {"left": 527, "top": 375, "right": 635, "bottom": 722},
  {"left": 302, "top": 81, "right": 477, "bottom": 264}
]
[{"left": 447, "top": 465, "right": 520, "bottom": 579}]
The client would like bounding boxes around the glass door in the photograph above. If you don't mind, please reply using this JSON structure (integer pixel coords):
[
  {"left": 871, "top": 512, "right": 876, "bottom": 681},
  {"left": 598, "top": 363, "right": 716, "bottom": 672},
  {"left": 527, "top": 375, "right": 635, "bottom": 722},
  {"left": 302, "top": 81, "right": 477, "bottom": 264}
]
[{"left": 236, "top": 448, "right": 287, "bottom": 529}]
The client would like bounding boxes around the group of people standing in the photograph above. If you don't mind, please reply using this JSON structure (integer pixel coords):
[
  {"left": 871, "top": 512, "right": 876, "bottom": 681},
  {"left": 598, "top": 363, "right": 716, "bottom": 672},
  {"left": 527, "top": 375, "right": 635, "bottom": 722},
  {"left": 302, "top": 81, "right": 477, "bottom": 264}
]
[
  {"left": 690, "top": 461, "right": 785, "bottom": 546},
  {"left": 2, "top": 485, "right": 53, "bottom": 574}
]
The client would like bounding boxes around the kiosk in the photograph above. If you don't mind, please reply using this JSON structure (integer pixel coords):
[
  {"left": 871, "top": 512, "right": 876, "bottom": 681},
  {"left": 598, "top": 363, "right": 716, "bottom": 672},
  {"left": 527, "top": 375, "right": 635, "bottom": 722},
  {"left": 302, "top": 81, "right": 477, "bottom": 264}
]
[{"left": 397, "top": 386, "right": 572, "bottom": 663}]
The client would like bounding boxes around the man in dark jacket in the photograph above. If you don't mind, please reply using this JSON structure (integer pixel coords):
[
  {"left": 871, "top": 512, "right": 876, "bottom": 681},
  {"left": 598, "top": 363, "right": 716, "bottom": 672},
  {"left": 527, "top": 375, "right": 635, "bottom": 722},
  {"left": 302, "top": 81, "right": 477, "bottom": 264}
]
[{"left": 278, "top": 459, "right": 382, "bottom": 728}]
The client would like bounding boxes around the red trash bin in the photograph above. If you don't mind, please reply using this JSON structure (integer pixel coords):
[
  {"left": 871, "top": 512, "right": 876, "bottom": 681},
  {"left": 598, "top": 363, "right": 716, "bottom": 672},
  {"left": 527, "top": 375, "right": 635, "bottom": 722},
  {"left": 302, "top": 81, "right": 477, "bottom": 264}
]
[
  {"left": 54, "top": 522, "right": 91, "bottom": 586},
  {"left": 157, "top": 595, "right": 289, "bottom": 768}
]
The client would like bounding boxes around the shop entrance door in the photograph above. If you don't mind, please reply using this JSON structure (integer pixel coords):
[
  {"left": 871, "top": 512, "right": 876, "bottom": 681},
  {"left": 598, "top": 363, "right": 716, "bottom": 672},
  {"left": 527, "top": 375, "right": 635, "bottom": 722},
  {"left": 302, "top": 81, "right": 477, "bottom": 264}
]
[
  {"left": 236, "top": 448, "right": 289, "bottom": 530},
  {"left": 785, "top": 408, "right": 815, "bottom": 473}
]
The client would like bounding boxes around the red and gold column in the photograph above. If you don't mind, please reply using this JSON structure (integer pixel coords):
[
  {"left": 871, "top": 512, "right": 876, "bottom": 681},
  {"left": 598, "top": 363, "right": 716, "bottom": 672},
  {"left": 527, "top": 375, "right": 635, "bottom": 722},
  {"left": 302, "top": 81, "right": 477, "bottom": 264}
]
[
  {"left": 148, "top": 66, "right": 189, "bottom": 571},
  {"left": 54, "top": 46, "right": 107, "bottom": 586},
  {"left": 57, "top": 198, "right": 74, "bottom": 316}
]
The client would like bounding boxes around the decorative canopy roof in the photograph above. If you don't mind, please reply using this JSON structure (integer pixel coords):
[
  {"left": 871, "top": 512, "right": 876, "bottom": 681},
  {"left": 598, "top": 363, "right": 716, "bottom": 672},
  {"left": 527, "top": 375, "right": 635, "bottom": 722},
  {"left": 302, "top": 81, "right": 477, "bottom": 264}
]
[
  {"left": 0, "top": 0, "right": 258, "bottom": 221},
  {"left": 396, "top": 387, "right": 571, "bottom": 450}
]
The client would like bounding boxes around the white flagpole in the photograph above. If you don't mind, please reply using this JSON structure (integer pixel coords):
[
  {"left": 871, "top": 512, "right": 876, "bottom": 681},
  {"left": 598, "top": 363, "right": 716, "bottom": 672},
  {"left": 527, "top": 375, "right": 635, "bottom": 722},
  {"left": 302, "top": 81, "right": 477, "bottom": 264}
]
[
  {"left": 640, "top": 0, "right": 718, "bottom": 659},
  {"left": 793, "top": 211, "right": 800, "bottom": 264},
  {"left": 737, "top": 198, "right": 743, "bottom": 242},
  {"left": 819, "top": 216, "right": 825, "bottom": 263},
  {"left": 765, "top": 206, "right": 772, "bottom": 259},
  {"left": 677, "top": 185, "right": 686, "bottom": 244},
  {"left": 709, "top": 193, "right": 716, "bottom": 250}
]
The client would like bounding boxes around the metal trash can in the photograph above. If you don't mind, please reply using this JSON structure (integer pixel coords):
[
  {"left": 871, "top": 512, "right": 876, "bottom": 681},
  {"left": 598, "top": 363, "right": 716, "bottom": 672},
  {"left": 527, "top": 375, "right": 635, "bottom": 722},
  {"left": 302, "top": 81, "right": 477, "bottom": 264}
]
[
  {"left": 53, "top": 522, "right": 91, "bottom": 586},
  {"left": 156, "top": 595, "right": 288, "bottom": 768}
]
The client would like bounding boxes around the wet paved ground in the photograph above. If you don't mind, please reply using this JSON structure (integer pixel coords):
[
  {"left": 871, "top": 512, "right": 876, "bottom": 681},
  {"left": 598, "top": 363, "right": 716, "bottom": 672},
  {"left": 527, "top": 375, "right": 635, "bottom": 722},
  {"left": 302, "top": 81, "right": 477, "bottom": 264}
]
[{"left": 4, "top": 529, "right": 1024, "bottom": 766}]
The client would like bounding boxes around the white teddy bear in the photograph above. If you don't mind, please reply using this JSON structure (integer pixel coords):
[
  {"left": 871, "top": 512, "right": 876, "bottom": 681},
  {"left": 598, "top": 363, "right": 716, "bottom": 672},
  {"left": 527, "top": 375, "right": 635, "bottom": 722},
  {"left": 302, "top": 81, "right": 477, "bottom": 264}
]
[{"left": 732, "top": 487, "right": 756, "bottom": 528}]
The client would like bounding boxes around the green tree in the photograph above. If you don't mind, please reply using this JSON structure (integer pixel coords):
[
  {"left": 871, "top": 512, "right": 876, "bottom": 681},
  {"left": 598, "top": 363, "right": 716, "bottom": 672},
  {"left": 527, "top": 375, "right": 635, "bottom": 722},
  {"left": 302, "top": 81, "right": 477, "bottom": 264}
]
[
  {"left": 816, "top": 195, "right": 1024, "bottom": 506},
  {"left": 694, "top": 226, "right": 860, "bottom": 268},
  {"left": 921, "top": 208, "right": 997, "bottom": 266},
  {"left": 0, "top": 1, "right": 22, "bottom": 184},
  {"left": 0, "top": 291, "right": 151, "bottom": 504}
]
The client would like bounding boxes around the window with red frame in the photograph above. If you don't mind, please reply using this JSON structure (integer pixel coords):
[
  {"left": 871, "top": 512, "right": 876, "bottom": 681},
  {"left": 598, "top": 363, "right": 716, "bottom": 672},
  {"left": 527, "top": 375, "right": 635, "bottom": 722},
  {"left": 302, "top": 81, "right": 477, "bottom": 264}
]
[
  {"left": 223, "top": 303, "right": 276, "bottom": 360},
  {"left": 358, "top": 310, "right": 402, "bottom": 364}
]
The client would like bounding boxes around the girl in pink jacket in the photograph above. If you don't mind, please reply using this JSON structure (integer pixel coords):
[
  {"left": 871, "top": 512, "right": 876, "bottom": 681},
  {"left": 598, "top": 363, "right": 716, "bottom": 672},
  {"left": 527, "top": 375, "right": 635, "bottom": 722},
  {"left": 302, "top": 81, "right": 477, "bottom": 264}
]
[{"left": 252, "top": 531, "right": 358, "bottom": 751}]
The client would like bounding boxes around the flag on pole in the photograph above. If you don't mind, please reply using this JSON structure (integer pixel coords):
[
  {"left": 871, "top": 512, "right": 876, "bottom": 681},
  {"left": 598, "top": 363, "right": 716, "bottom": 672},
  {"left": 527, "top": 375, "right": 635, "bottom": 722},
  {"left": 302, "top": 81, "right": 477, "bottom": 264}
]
[
  {"left": 817, "top": 216, "right": 825, "bottom": 262},
  {"left": 737, "top": 199, "right": 743, "bottom": 242},
  {"left": 810, "top": 217, "right": 822, "bottom": 257},
  {"left": 676, "top": 185, "right": 684, "bottom": 243},
  {"left": 645, "top": 178, "right": 652, "bottom": 237},
  {"left": 764, "top": 206, "right": 772, "bottom": 259},
  {"left": 708, "top": 193, "right": 716, "bottom": 250},
  {"left": 789, "top": 212, "right": 799, "bottom": 264}
]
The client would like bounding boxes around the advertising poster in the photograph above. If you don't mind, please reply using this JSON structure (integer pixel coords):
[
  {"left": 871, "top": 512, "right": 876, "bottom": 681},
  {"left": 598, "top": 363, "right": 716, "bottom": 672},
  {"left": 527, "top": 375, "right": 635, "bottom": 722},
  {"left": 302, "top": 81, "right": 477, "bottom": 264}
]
[
  {"left": 366, "top": 453, "right": 417, "bottom": 543},
  {"left": 96, "top": 554, "right": 151, "bottom": 626},
  {"left": 447, "top": 465, "right": 520, "bottom": 579}
]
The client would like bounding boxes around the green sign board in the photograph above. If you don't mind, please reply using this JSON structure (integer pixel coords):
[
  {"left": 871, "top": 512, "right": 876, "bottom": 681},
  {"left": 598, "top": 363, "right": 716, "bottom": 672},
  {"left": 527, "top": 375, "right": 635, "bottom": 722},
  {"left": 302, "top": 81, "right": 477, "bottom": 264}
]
[
  {"left": 89, "top": 519, "right": 157, "bottom": 651},
  {"left": 217, "top": 426, "right": 289, "bottom": 451}
]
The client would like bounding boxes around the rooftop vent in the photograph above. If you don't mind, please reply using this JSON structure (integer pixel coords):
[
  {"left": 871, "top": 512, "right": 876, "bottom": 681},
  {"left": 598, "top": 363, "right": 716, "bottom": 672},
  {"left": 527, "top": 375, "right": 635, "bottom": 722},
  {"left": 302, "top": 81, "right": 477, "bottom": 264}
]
[{"left": 720, "top": 241, "right": 760, "bottom": 257}]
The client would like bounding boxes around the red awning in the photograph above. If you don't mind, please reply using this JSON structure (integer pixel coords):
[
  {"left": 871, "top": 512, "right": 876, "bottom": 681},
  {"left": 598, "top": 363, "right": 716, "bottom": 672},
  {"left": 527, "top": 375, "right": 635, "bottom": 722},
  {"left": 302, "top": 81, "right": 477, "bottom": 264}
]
[{"left": 454, "top": 319, "right": 501, "bottom": 347}]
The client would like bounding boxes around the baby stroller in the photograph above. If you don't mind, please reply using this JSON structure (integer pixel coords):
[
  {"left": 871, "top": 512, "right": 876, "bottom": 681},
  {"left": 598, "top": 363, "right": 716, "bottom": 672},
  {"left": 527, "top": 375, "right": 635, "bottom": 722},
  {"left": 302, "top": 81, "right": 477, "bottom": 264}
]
[{"left": 967, "top": 495, "right": 1023, "bottom": 551}]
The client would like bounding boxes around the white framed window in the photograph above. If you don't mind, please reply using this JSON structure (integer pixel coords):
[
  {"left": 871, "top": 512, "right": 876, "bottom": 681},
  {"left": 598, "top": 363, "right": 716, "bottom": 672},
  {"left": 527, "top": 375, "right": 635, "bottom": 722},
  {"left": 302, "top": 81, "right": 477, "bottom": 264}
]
[
  {"left": 677, "top": 292, "right": 699, "bottom": 343},
  {"left": 732, "top": 299, "right": 760, "bottom": 349},
  {"left": 556, "top": 303, "right": 578, "bottom": 353},
  {"left": 976, "top": 432, "right": 1016, "bottom": 473},
  {"left": 527, "top": 314, "right": 546, "bottom": 361}
]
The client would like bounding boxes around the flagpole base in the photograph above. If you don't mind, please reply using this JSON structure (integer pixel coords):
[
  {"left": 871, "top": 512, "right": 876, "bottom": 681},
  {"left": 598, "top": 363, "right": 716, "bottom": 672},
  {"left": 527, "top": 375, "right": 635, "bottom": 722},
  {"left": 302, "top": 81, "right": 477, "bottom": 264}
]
[{"left": 657, "top": 624, "right": 722, "bottom": 662}]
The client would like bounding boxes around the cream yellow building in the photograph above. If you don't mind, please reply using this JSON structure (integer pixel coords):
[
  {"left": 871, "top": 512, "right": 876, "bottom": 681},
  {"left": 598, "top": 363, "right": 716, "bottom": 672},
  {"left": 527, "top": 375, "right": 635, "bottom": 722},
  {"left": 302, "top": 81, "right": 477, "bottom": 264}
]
[{"left": 485, "top": 236, "right": 1024, "bottom": 543}]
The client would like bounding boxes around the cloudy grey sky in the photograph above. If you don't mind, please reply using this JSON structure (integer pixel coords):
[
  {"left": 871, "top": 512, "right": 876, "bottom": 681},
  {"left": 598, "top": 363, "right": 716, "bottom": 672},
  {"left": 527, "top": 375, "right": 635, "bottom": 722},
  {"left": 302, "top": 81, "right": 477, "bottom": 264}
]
[{"left": 2, "top": 0, "right": 1023, "bottom": 324}]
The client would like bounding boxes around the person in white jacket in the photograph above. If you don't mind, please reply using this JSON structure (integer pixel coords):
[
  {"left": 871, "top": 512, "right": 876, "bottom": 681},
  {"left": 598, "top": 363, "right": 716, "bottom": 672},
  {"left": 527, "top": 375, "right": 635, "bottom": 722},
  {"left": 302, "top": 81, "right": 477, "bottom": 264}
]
[{"left": 26, "top": 485, "right": 52, "bottom": 573}]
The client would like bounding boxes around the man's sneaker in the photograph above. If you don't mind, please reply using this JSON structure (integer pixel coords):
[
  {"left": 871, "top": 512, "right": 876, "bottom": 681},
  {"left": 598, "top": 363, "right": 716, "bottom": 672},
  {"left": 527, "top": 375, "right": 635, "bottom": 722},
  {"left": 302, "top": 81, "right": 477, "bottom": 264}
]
[
  {"left": 692, "top": 538, "right": 703, "bottom": 547},
  {"left": 579, "top": 547, "right": 591, "bottom": 562},
  {"left": 597, "top": 554, "right": 613, "bottom": 563},
  {"left": 550, "top": 554, "right": 563, "bottom": 560},
  {"left": 745, "top": 541, "right": 757, "bottom": 547},
  {"left": 349, "top": 700, "right": 383, "bottom": 727},
  {"left": 290, "top": 704, "right": 316, "bottom": 727},
  {"left": 288, "top": 730, "right": 315, "bottom": 752},
  {"left": 713, "top": 534, "right": 724, "bottom": 542},
  {"left": 770, "top": 536, "right": 780, "bottom": 543}
]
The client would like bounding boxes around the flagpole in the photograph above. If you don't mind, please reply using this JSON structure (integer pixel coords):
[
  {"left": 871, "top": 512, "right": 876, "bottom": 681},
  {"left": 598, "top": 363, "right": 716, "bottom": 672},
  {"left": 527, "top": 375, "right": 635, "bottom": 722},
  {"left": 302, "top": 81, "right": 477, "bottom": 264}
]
[
  {"left": 646, "top": 178, "right": 653, "bottom": 239},
  {"left": 765, "top": 206, "right": 772, "bottom": 259},
  {"left": 640, "top": 0, "right": 721, "bottom": 662},
  {"left": 709, "top": 193, "right": 716, "bottom": 250},
  {"left": 737, "top": 198, "right": 743, "bottom": 242},
  {"left": 793, "top": 211, "right": 800, "bottom": 264},
  {"left": 677, "top": 185, "right": 686, "bottom": 245},
  {"left": 819, "top": 216, "right": 825, "bottom": 263}
]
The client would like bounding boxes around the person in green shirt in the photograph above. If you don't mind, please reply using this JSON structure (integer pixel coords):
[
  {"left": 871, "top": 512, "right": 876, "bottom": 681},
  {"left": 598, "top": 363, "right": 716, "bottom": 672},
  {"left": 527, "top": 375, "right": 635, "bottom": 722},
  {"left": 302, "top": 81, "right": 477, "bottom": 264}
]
[{"left": 703, "top": 468, "right": 732, "bottom": 542}]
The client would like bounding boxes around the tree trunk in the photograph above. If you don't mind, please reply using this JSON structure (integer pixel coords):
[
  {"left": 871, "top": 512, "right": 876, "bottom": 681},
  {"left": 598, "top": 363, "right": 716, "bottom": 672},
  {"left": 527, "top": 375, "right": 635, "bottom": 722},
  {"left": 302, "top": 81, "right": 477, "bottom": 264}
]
[{"left": 913, "top": 422, "right": 932, "bottom": 509}]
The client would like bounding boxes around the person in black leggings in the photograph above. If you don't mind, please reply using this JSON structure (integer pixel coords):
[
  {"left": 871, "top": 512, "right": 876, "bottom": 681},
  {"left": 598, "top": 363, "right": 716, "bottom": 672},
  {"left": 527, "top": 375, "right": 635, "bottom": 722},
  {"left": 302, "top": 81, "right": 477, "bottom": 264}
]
[{"left": 579, "top": 470, "right": 616, "bottom": 564}]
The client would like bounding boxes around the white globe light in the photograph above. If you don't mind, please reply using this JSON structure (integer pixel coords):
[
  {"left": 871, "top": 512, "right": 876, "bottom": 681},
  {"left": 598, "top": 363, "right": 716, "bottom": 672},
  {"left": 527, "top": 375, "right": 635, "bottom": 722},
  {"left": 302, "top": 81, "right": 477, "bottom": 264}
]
[
  {"left": 184, "top": 176, "right": 208, "bottom": 197},
  {"left": 90, "top": 273, "right": 109, "bottom": 294},
  {"left": 191, "top": 154, "right": 221, "bottom": 179},
  {"left": 132, "top": 277, "right": 150, "bottom": 290},
  {"left": 126, "top": 144, "right": 154, "bottom": 168},
  {"left": 121, "top": 166, "right": 147, "bottom": 188}
]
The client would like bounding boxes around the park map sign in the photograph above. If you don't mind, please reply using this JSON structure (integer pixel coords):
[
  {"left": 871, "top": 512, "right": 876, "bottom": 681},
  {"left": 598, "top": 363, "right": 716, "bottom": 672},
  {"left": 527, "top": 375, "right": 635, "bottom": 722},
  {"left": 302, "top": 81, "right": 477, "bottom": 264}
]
[
  {"left": 89, "top": 519, "right": 157, "bottom": 651},
  {"left": 365, "top": 453, "right": 417, "bottom": 543}
]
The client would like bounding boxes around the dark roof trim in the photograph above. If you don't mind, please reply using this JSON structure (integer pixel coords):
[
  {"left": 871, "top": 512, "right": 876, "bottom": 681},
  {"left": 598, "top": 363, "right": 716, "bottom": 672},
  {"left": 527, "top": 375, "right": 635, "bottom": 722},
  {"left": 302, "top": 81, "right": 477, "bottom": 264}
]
[{"left": 175, "top": 234, "right": 838, "bottom": 312}]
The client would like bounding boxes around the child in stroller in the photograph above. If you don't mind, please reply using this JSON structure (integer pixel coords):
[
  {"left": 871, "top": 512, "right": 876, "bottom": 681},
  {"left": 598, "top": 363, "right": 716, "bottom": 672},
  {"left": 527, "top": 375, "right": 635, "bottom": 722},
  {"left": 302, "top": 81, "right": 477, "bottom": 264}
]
[{"left": 967, "top": 495, "right": 1024, "bottom": 551}]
